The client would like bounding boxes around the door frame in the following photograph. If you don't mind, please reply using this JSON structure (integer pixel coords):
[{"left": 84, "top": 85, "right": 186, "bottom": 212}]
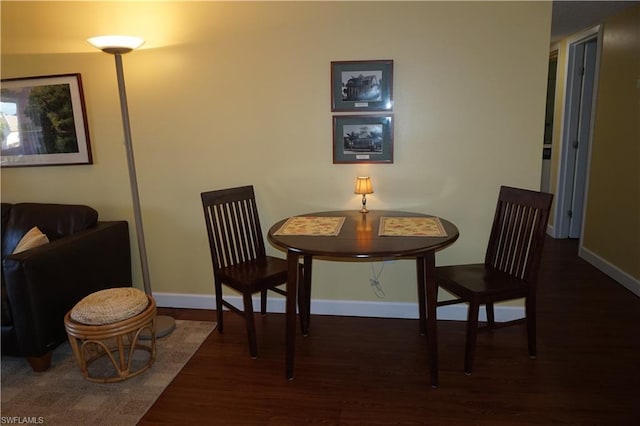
[{"left": 553, "top": 25, "right": 602, "bottom": 241}]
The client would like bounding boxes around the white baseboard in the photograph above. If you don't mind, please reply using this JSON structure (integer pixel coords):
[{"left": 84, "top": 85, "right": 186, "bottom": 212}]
[
  {"left": 579, "top": 246, "right": 640, "bottom": 297},
  {"left": 153, "top": 292, "right": 525, "bottom": 322}
]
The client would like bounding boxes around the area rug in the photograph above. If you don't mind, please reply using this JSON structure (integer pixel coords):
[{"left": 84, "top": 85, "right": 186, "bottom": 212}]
[{"left": 1, "top": 320, "right": 215, "bottom": 425}]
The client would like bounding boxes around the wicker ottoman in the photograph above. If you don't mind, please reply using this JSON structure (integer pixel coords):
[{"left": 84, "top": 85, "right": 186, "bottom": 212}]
[{"left": 64, "top": 287, "right": 157, "bottom": 383}]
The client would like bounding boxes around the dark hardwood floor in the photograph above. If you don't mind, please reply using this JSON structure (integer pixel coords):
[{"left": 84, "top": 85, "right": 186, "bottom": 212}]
[{"left": 140, "top": 237, "right": 640, "bottom": 425}]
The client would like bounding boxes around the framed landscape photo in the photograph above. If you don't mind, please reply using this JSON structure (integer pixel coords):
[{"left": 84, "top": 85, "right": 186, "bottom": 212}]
[
  {"left": 333, "top": 115, "right": 393, "bottom": 164},
  {"left": 1, "top": 73, "right": 92, "bottom": 167},
  {"left": 331, "top": 60, "right": 393, "bottom": 112}
]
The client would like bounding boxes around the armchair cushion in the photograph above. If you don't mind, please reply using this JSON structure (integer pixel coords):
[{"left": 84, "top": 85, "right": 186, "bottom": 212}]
[{"left": 13, "top": 226, "right": 49, "bottom": 254}]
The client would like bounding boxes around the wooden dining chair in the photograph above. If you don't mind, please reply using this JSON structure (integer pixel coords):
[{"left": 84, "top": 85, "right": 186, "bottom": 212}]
[
  {"left": 201, "top": 185, "right": 305, "bottom": 358},
  {"left": 436, "top": 186, "right": 553, "bottom": 374}
]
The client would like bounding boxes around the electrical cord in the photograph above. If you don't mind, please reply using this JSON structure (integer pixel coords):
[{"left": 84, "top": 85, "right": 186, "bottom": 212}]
[{"left": 370, "top": 263, "right": 386, "bottom": 298}]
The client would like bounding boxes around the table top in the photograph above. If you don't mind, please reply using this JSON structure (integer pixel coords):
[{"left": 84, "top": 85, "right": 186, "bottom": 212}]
[{"left": 268, "top": 210, "right": 459, "bottom": 259}]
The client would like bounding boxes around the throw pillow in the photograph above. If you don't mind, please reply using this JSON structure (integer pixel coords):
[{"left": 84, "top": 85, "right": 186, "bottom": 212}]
[{"left": 13, "top": 226, "right": 49, "bottom": 254}]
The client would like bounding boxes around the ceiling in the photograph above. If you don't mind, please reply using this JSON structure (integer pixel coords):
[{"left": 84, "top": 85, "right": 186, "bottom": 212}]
[{"left": 550, "top": 1, "right": 639, "bottom": 44}]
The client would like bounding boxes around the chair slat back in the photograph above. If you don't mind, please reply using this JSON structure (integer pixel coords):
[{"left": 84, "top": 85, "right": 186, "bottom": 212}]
[
  {"left": 485, "top": 186, "right": 553, "bottom": 282},
  {"left": 201, "top": 185, "right": 266, "bottom": 271}
]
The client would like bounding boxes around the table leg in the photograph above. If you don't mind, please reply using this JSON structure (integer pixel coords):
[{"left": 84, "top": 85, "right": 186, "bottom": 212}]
[
  {"left": 286, "top": 250, "right": 300, "bottom": 380},
  {"left": 298, "top": 255, "right": 313, "bottom": 336},
  {"left": 420, "top": 252, "right": 439, "bottom": 388},
  {"left": 416, "top": 257, "right": 426, "bottom": 336}
]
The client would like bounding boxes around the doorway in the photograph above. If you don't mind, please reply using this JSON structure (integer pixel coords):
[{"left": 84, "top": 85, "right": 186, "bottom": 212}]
[
  {"left": 541, "top": 51, "right": 558, "bottom": 194},
  {"left": 554, "top": 26, "right": 600, "bottom": 240}
]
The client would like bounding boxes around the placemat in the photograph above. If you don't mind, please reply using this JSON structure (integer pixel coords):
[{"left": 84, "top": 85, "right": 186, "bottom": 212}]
[
  {"left": 379, "top": 217, "right": 448, "bottom": 237},
  {"left": 274, "top": 216, "right": 346, "bottom": 236}
]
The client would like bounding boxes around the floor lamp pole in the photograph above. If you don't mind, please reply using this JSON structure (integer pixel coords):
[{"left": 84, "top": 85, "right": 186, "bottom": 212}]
[
  {"left": 114, "top": 53, "right": 151, "bottom": 294},
  {"left": 112, "top": 52, "right": 175, "bottom": 338}
]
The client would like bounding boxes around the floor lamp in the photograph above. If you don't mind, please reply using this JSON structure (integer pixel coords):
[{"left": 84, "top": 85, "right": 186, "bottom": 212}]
[{"left": 88, "top": 35, "right": 175, "bottom": 337}]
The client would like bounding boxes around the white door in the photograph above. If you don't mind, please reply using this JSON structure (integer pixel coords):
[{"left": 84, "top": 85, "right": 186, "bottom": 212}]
[{"left": 568, "top": 40, "right": 597, "bottom": 237}]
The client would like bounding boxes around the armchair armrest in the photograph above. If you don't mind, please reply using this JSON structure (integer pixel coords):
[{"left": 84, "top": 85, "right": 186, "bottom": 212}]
[{"left": 2, "top": 221, "right": 132, "bottom": 357}]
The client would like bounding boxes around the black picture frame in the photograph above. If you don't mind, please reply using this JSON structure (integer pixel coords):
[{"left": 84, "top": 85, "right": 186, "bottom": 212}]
[
  {"left": 333, "top": 115, "right": 393, "bottom": 164},
  {"left": 1, "top": 73, "right": 92, "bottom": 167},
  {"left": 331, "top": 60, "right": 393, "bottom": 112}
]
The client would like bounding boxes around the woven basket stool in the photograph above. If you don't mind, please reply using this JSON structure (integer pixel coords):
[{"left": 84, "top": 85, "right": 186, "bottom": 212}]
[{"left": 64, "top": 287, "right": 157, "bottom": 383}]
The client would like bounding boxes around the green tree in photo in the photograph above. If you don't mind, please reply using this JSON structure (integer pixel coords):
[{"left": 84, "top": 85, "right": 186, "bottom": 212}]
[{"left": 25, "top": 84, "right": 79, "bottom": 154}]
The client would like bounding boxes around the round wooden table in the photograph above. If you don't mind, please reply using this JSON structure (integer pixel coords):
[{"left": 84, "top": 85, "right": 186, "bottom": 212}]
[{"left": 268, "top": 210, "right": 459, "bottom": 388}]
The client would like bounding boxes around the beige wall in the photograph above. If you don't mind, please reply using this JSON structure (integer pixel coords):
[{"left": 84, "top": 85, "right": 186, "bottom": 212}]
[
  {"left": 583, "top": 6, "right": 640, "bottom": 279},
  {"left": 1, "top": 2, "right": 551, "bottom": 304}
]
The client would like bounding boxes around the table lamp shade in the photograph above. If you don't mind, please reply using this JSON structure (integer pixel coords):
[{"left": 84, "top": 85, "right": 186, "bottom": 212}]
[{"left": 354, "top": 177, "right": 374, "bottom": 195}]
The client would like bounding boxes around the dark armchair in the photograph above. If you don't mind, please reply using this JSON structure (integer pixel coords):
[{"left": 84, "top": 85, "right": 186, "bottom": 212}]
[{"left": 1, "top": 202, "right": 132, "bottom": 371}]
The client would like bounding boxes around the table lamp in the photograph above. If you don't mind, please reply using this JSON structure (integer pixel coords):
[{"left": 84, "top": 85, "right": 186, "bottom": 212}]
[{"left": 354, "top": 176, "right": 374, "bottom": 213}]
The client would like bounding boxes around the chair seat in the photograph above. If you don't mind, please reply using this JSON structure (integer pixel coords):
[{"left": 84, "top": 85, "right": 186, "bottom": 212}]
[
  {"left": 437, "top": 264, "right": 530, "bottom": 302},
  {"left": 217, "top": 257, "right": 288, "bottom": 292}
]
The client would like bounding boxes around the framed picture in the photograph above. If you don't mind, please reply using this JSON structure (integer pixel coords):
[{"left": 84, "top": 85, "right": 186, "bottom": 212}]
[
  {"left": 331, "top": 60, "right": 393, "bottom": 112},
  {"left": 1, "top": 73, "right": 92, "bottom": 167},
  {"left": 333, "top": 115, "right": 393, "bottom": 164}
]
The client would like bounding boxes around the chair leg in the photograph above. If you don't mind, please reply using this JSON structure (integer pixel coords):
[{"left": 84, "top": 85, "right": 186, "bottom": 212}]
[
  {"left": 526, "top": 296, "right": 537, "bottom": 358},
  {"left": 260, "top": 289, "right": 268, "bottom": 315},
  {"left": 27, "top": 352, "right": 52, "bottom": 372},
  {"left": 464, "top": 302, "right": 480, "bottom": 375},
  {"left": 243, "top": 293, "right": 258, "bottom": 358},
  {"left": 215, "top": 282, "right": 224, "bottom": 333},
  {"left": 486, "top": 302, "right": 495, "bottom": 329}
]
